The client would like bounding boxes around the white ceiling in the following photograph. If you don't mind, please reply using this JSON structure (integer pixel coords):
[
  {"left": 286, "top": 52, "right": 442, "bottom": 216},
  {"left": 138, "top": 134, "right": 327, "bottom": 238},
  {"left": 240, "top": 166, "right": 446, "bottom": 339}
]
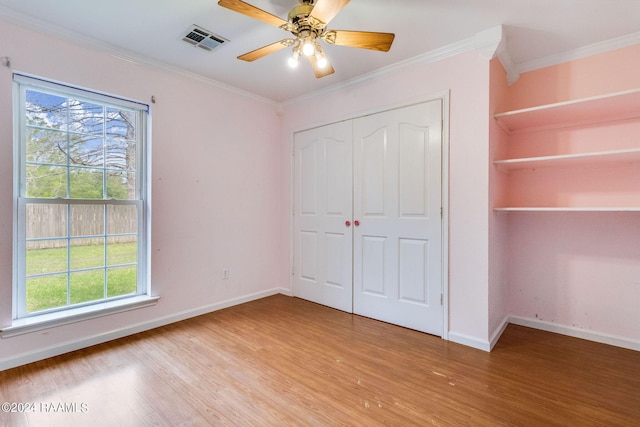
[{"left": 1, "top": 0, "right": 639, "bottom": 103}]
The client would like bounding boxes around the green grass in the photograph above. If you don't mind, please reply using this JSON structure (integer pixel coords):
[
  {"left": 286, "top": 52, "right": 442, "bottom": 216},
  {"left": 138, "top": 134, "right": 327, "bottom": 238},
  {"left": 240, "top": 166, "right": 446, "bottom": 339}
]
[{"left": 25, "top": 242, "right": 138, "bottom": 313}]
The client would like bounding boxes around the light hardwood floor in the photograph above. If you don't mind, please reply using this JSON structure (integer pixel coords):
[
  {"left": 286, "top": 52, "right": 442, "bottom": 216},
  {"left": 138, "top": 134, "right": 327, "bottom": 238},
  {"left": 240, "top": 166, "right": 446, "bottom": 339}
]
[{"left": 1, "top": 294, "right": 639, "bottom": 426}]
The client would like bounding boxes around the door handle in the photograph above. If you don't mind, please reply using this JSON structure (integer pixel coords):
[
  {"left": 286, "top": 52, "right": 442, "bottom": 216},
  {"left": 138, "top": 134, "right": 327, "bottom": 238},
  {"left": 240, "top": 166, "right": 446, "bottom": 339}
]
[
  {"left": 354, "top": 220, "right": 360, "bottom": 227},
  {"left": 345, "top": 221, "right": 351, "bottom": 227}
]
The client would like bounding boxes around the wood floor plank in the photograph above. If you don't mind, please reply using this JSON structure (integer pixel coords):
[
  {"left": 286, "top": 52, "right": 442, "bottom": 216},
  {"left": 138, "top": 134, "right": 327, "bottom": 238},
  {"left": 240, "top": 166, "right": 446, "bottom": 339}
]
[{"left": 1, "top": 294, "right": 639, "bottom": 426}]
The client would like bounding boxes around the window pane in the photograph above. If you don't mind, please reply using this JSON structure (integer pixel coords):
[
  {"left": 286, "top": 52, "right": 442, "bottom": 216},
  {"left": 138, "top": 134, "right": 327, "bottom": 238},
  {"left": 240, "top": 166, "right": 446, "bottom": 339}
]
[
  {"left": 69, "top": 135, "right": 104, "bottom": 168},
  {"left": 71, "top": 205, "right": 104, "bottom": 236},
  {"left": 70, "top": 238, "right": 105, "bottom": 271},
  {"left": 70, "top": 270, "right": 104, "bottom": 304},
  {"left": 26, "top": 239, "right": 68, "bottom": 275},
  {"left": 69, "top": 167, "right": 104, "bottom": 199},
  {"left": 107, "top": 266, "right": 137, "bottom": 297},
  {"left": 25, "top": 90, "right": 67, "bottom": 130},
  {"left": 26, "top": 204, "right": 67, "bottom": 239},
  {"left": 106, "top": 138, "right": 136, "bottom": 170},
  {"left": 68, "top": 99, "right": 104, "bottom": 135},
  {"left": 107, "top": 205, "right": 137, "bottom": 234},
  {"left": 26, "top": 128, "right": 67, "bottom": 165},
  {"left": 26, "top": 165, "right": 67, "bottom": 198},
  {"left": 26, "top": 274, "right": 68, "bottom": 313},
  {"left": 107, "top": 171, "right": 135, "bottom": 200},
  {"left": 106, "top": 108, "right": 136, "bottom": 139},
  {"left": 107, "top": 238, "right": 136, "bottom": 266}
]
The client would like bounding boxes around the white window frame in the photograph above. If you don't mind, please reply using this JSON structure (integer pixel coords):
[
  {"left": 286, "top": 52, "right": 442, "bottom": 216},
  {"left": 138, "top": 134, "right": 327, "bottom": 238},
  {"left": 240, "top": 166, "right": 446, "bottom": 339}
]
[{"left": 8, "top": 74, "right": 154, "bottom": 333}]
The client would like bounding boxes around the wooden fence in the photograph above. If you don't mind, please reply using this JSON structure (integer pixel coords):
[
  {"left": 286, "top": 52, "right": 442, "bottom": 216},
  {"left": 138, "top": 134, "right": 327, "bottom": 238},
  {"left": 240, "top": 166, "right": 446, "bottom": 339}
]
[{"left": 26, "top": 204, "right": 136, "bottom": 249}]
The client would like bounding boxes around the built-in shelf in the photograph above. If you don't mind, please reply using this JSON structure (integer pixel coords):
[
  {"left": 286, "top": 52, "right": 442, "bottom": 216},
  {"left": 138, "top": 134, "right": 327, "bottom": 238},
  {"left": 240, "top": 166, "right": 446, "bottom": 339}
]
[
  {"left": 494, "top": 148, "right": 640, "bottom": 171},
  {"left": 495, "top": 89, "right": 640, "bottom": 213},
  {"left": 494, "top": 88, "right": 640, "bottom": 133},
  {"left": 494, "top": 207, "right": 640, "bottom": 212}
]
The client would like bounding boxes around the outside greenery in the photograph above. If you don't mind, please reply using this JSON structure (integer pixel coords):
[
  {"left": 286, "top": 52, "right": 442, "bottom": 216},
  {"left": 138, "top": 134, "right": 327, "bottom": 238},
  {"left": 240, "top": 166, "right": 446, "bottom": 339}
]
[{"left": 26, "top": 242, "right": 137, "bottom": 313}]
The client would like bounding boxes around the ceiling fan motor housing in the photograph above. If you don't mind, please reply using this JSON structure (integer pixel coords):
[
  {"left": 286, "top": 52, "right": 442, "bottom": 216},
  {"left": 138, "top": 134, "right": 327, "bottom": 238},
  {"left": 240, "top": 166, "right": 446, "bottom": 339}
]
[
  {"left": 287, "top": 3, "right": 325, "bottom": 41},
  {"left": 288, "top": 4, "right": 313, "bottom": 25}
]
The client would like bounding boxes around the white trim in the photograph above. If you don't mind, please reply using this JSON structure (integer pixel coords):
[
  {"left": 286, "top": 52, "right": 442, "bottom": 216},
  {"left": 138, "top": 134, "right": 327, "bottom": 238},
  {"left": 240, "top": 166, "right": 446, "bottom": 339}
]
[
  {"left": 448, "top": 331, "right": 491, "bottom": 352},
  {"left": 14, "top": 72, "right": 149, "bottom": 111},
  {"left": 0, "top": 288, "right": 285, "bottom": 371},
  {"left": 1, "top": 295, "right": 160, "bottom": 338},
  {"left": 517, "top": 31, "right": 640, "bottom": 75},
  {"left": 283, "top": 38, "right": 475, "bottom": 107},
  {"left": 509, "top": 316, "right": 640, "bottom": 352},
  {"left": 278, "top": 287, "right": 293, "bottom": 297},
  {"left": 489, "top": 316, "right": 510, "bottom": 350},
  {"left": 440, "top": 91, "right": 450, "bottom": 341},
  {"left": 473, "top": 26, "right": 504, "bottom": 59},
  {"left": 11, "top": 79, "right": 20, "bottom": 320},
  {"left": 491, "top": 27, "right": 519, "bottom": 85}
]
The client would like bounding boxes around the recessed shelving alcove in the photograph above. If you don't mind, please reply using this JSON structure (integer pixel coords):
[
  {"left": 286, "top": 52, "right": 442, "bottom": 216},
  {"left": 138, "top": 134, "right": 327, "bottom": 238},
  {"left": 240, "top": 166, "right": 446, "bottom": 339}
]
[{"left": 493, "top": 89, "right": 640, "bottom": 212}]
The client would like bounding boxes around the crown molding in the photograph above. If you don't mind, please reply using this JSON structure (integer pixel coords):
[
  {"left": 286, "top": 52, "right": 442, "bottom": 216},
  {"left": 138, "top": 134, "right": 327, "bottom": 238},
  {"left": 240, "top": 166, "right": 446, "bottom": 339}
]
[
  {"left": 517, "top": 31, "right": 640, "bottom": 74},
  {"left": 283, "top": 25, "right": 519, "bottom": 106},
  {"left": 473, "top": 26, "right": 504, "bottom": 59},
  {"left": 0, "top": 7, "right": 278, "bottom": 107},
  {"left": 283, "top": 35, "right": 477, "bottom": 105},
  {"left": 473, "top": 25, "right": 520, "bottom": 85}
]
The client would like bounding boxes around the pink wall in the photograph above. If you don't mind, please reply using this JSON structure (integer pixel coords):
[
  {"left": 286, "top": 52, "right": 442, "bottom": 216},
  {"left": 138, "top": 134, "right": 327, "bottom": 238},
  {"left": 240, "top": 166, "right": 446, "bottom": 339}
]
[
  {"left": 506, "top": 44, "right": 640, "bottom": 110},
  {"left": 281, "top": 50, "right": 494, "bottom": 348},
  {"left": 0, "top": 19, "right": 285, "bottom": 367},
  {"left": 496, "top": 44, "right": 640, "bottom": 344},
  {"left": 508, "top": 212, "right": 640, "bottom": 340}
]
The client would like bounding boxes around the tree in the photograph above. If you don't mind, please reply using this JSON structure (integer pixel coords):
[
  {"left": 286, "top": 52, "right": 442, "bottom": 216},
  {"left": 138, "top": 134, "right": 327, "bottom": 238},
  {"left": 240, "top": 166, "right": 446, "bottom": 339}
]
[{"left": 25, "top": 90, "right": 137, "bottom": 200}]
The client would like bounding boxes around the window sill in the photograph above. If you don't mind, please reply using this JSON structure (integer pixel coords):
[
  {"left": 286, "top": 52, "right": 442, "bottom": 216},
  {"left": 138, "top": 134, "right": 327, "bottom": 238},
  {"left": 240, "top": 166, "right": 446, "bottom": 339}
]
[{"left": 0, "top": 295, "right": 160, "bottom": 339}]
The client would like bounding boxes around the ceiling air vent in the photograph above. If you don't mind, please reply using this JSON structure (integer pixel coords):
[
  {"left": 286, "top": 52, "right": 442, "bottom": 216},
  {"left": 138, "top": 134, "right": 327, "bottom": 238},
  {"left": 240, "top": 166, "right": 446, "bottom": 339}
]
[{"left": 182, "top": 25, "right": 228, "bottom": 51}]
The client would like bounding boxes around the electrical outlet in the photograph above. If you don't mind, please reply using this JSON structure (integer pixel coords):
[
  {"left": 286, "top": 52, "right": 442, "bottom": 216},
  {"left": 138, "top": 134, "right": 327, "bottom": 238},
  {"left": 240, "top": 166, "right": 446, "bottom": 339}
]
[{"left": 222, "top": 268, "right": 229, "bottom": 280}]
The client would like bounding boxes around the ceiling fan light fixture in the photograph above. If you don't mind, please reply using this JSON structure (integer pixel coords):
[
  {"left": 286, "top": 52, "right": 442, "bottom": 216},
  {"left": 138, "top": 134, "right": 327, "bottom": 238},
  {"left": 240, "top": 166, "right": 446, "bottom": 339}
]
[
  {"left": 301, "top": 37, "right": 316, "bottom": 56},
  {"left": 218, "top": 0, "right": 395, "bottom": 79},
  {"left": 288, "top": 51, "right": 300, "bottom": 68},
  {"left": 315, "top": 52, "right": 327, "bottom": 69}
]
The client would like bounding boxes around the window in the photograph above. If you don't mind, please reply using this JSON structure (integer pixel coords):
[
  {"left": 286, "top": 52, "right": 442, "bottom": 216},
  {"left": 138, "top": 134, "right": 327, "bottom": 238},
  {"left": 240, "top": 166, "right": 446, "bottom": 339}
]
[{"left": 13, "top": 74, "right": 149, "bottom": 319}]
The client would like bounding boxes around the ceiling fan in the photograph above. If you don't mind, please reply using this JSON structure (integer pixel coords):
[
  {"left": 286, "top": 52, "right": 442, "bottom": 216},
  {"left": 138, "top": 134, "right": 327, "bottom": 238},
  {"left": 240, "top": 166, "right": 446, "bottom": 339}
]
[{"left": 218, "top": 0, "right": 395, "bottom": 78}]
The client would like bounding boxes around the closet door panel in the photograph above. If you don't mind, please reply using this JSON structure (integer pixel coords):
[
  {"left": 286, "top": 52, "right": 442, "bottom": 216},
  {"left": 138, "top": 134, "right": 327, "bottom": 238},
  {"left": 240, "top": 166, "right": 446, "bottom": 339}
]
[
  {"left": 353, "top": 100, "right": 443, "bottom": 335},
  {"left": 361, "top": 235, "right": 387, "bottom": 296},
  {"left": 361, "top": 128, "right": 387, "bottom": 217},
  {"left": 293, "top": 121, "right": 353, "bottom": 312},
  {"left": 399, "top": 124, "right": 429, "bottom": 217}
]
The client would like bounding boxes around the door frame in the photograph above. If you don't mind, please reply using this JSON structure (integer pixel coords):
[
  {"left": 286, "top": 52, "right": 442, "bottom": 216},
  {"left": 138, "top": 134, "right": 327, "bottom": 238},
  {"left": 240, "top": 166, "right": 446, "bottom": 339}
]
[{"left": 289, "top": 91, "right": 450, "bottom": 340}]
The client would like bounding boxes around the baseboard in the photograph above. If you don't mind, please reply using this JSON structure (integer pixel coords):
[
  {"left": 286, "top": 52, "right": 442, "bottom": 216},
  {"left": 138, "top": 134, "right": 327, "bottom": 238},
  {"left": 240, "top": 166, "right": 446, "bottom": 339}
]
[
  {"left": 278, "top": 287, "right": 293, "bottom": 297},
  {"left": 0, "top": 288, "right": 285, "bottom": 371},
  {"left": 509, "top": 316, "right": 640, "bottom": 352},
  {"left": 448, "top": 331, "right": 491, "bottom": 352},
  {"left": 489, "top": 316, "right": 510, "bottom": 351}
]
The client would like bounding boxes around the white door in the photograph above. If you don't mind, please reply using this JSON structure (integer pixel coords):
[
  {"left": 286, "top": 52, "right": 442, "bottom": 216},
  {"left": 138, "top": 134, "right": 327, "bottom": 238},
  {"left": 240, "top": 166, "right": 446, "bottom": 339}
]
[
  {"left": 293, "top": 121, "right": 353, "bottom": 312},
  {"left": 352, "top": 101, "right": 443, "bottom": 335}
]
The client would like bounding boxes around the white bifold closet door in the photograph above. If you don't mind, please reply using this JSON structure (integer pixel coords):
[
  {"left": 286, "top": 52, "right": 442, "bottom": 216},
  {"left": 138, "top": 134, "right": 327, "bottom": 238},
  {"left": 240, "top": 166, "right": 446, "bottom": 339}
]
[
  {"left": 293, "top": 120, "right": 353, "bottom": 312},
  {"left": 293, "top": 100, "right": 443, "bottom": 336}
]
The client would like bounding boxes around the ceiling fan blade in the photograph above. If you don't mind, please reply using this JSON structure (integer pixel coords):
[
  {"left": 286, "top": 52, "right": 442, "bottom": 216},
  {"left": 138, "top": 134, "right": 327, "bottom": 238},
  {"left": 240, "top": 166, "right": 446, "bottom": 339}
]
[
  {"left": 324, "top": 30, "right": 395, "bottom": 52},
  {"left": 309, "top": 0, "right": 350, "bottom": 26},
  {"left": 218, "top": 0, "right": 287, "bottom": 28},
  {"left": 308, "top": 55, "right": 335, "bottom": 78},
  {"left": 238, "top": 39, "right": 293, "bottom": 62}
]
